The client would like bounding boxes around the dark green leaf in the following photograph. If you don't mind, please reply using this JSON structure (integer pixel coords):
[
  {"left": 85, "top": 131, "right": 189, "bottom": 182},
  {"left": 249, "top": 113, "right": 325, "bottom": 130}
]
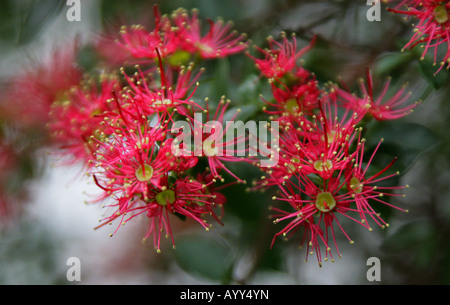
[
  {"left": 381, "top": 219, "right": 439, "bottom": 269},
  {"left": 17, "top": 0, "right": 65, "bottom": 45},
  {"left": 212, "top": 58, "right": 231, "bottom": 100},
  {"left": 374, "top": 52, "right": 414, "bottom": 77},
  {"left": 76, "top": 45, "right": 99, "bottom": 72},
  {"left": 418, "top": 59, "right": 449, "bottom": 89},
  {"left": 364, "top": 121, "right": 440, "bottom": 174},
  {"left": 173, "top": 212, "right": 187, "bottom": 222},
  {"left": 173, "top": 234, "right": 235, "bottom": 282}
]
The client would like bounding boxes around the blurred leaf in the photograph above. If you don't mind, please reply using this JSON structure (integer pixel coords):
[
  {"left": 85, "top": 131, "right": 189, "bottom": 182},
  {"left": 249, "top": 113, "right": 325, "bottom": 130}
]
[
  {"left": 443, "top": 246, "right": 450, "bottom": 284},
  {"left": 76, "top": 45, "right": 100, "bottom": 72},
  {"left": 16, "top": 0, "right": 65, "bottom": 45},
  {"left": 418, "top": 59, "right": 449, "bottom": 89},
  {"left": 223, "top": 104, "right": 259, "bottom": 123},
  {"left": 0, "top": 0, "right": 16, "bottom": 43},
  {"left": 370, "top": 143, "right": 418, "bottom": 176},
  {"left": 0, "top": 218, "right": 66, "bottom": 284},
  {"left": 173, "top": 234, "right": 235, "bottom": 282},
  {"left": 302, "top": 40, "right": 340, "bottom": 83},
  {"left": 220, "top": 164, "right": 271, "bottom": 222},
  {"left": 257, "top": 243, "right": 285, "bottom": 272},
  {"left": 0, "top": 0, "right": 65, "bottom": 46},
  {"left": 364, "top": 121, "right": 440, "bottom": 175},
  {"left": 161, "top": 0, "right": 240, "bottom": 21},
  {"left": 374, "top": 52, "right": 414, "bottom": 77},
  {"left": 382, "top": 220, "right": 429, "bottom": 249},
  {"left": 366, "top": 121, "right": 439, "bottom": 151},
  {"left": 211, "top": 58, "right": 231, "bottom": 100},
  {"left": 173, "top": 212, "right": 187, "bottom": 222},
  {"left": 382, "top": 219, "right": 439, "bottom": 270},
  {"left": 236, "top": 74, "right": 261, "bottom": 104},
  {"left": 100, "top": 0, "right": 153, "bottom": 25}
]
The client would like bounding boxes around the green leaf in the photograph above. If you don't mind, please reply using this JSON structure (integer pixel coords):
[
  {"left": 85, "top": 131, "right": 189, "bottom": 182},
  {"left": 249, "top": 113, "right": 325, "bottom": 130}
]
[
  {"left": 173, "top": 212, "right": 187, "bottom": 222},
  {"left": 374, "top": 52, "right": 414, "bottom": 77},
  {"left": 302, "top": 44, "right": 339, "bottom": 83},
  {"left": 17, "top": 0, "right": 65, "bottom": 45},
  {"left": 366, "top": 121, "right": 439, "bottom": 152},
  {"left": 364, "top": 121, "right": 440, "bottom": 174},
  {"left": 76, "top": 45, "right": 99, "bottom": 72},
  {"left": 223, "top": 104, "right": 259, "bottom": 122},
  {"left": 212, "top": 58, "right": 231, "bottom": 100},
  {"left": 418, "top": 59, "right": 449, "bottom": 89},
  {"left": 381, "top": 219, "right": 439, "bottom": 269},
  {"left": 236, "top": 74, "right": 261, "bottom": 104},
  {"left": 219, "top": 164, "right": 271, "bottom": 222},
  {"left": 0, "top": 0, "right": 16, "bottom": 43},
  {"left": 173, "top": 234, "right": 235, "bottom": 282}
]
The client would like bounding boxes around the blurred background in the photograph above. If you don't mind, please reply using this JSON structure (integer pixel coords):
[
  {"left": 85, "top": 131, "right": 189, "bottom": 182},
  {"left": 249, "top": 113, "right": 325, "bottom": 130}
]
[{"left": 0, "top": 0, "right": 449, "bottom": 285}]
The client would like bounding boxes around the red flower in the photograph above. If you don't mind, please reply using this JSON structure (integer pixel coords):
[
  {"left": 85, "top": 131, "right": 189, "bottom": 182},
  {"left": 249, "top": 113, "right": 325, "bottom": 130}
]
[
  {"left": 117, "top": 6, "right": 180, "bottom": 61},
  {"left": 387, "top": 0, "right": 450, "bottom": 72},
  {"left": 1, "top": 44, "right": 83, "bottom": 128},
  {"left": 248, "top": 33, "right": 316, "bottom": 79},
  {"left": 88, "top": 110, "right": 225, "bottom": 251},
  {"left": 179, "top": 96, "right": 250, "bottom": 183},
  {"left": 94, "top": 173, "right": 221, "bottom": 252},
  {"left": 48, "top": 75, "right": 120, "bottom": 164},
  {"left": 117, "top": 6, "right": 247, "bottom": 63},
  {"left": 270, "top": 166, "right": 359, "bottom": 265},
  {"left": 269, "top": 132, "right": 409, "bottom": 265},
  {"left": 262, "top": 68, "right": 322, "bottom": 119},
  {"left": 259, "top": 94, "right": 365, "bottom": 188},
  {"left": 337, "top": 69, "right": 419, "bottom": 120},
  {"left": 172, "top": 8, "right": 248, "bottom": 59},
  {"left": 119, "top": 62, "right": 202, "bottom": 118},
  {"left": 90, "top": 114, "right": 188, "bottom": 199},
  {"left": 344, "top": 137, "right": 409, "bottom": 229}
]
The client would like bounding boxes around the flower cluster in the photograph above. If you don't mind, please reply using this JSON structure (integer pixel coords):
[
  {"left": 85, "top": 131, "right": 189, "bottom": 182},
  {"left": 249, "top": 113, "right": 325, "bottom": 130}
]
[
  {"left": 47, "top": 74, "right": 121, "bottom": 164},
  {"left": 1, "top": 44, "right": 83, "bottom": 129},
  {"left": 386, "top": 0, "right": 450, "bottom": 73},
  {"left": 42, "top": 6, "right": 249, "bottom": 252},
  {"left": 248, "top": 33, "right": 413, "bottom": 265},
  {"left": 0, "top": 3, "right": 426, "bottom": 267},
  {"left": 116, "top": 6, "right": 247, "bottom": 65}
]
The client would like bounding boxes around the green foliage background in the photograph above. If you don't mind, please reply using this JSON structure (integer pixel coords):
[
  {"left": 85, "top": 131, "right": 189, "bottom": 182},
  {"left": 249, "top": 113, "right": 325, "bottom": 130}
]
[{"left": 0, "top": 0, "right": 449, "bottom": 284}]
